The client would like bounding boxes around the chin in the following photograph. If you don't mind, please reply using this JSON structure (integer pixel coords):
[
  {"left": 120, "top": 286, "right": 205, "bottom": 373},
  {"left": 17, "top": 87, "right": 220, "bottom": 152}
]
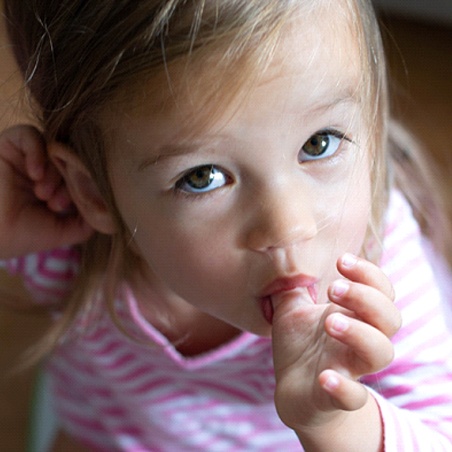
[{"left": 244, "top": 323, "right": 272, "bottom": 338}]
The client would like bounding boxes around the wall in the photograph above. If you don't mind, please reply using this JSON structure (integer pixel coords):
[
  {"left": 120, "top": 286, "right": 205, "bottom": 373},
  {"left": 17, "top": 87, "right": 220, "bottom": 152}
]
[{"left": 373, "top": 0, "right": 452, "bottom": 24}]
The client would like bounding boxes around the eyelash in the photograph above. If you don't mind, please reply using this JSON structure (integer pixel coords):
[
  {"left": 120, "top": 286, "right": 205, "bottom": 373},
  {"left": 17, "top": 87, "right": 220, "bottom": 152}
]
[
  {"left": 173, "top": 128, "right": 353, "bottom": 198},
  {"left": 174, "top": 165, "right": 232, "bottom": 198},
  {"left": 326, "top": 128, "right": 353, "bottom": 146},
  {"left": 325, "top": 128, "right": 352, "bottom": 144},
  {"left": 299, "top": 128, "right": 353, "bottom": 163}
]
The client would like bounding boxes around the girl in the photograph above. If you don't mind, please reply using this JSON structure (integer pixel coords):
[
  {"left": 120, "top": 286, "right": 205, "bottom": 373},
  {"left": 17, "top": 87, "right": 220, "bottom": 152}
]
[{"left": 1, "top": 0, "right": 452, "bottom": 450}]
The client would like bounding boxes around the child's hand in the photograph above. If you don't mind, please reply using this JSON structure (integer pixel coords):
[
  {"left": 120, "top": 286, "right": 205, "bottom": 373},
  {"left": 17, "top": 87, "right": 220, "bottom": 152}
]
[
  {"left": 0, "top": 125, "right": 93, "bottom": 258},
  {"left": 272, "top": 254, "right": 401, "bottom": 437}
]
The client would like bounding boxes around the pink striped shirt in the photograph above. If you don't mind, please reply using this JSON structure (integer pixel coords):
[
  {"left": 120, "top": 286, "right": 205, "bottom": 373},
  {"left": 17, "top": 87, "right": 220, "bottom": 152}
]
[{"left": 4, "top": 190, "right": 452, "bottom": 450}]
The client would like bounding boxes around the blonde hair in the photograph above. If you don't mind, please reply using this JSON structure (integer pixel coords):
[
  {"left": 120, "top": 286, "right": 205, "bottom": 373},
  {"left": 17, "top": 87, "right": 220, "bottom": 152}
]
[{"left": 4, "top": 0, "right": 445, "bottom": 361}]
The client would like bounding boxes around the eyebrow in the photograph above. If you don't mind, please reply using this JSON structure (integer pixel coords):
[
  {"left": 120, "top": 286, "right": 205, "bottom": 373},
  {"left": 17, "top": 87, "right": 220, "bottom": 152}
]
[
  {"left": 137, "top": 141, "right": 210, "bottom": 171},
  {"left": 309, "top": 87, "right": 361, "bottom": 115},
  {"left": 137, "top": 88, "right": 361, "bottom": 171}
]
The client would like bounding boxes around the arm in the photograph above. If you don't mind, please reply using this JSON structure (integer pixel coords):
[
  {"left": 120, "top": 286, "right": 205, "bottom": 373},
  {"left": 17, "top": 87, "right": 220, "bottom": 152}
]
[
  {"left": 363, "top": 190, "right": 452, "bottom": 450},
  {"left": 362, "top": 247, "right": 452, "bottom": 451},
  {"left": 0, "top": 125, "right": 88, "bottom": 303},
  {"left": 272, "top": 190, "right": 452, "bottom": 451}
]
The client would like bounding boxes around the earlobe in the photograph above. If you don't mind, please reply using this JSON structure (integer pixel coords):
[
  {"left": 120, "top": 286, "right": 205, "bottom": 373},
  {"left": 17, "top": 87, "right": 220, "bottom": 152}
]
[{"left": 48, "top": 142, "right": 117, "bottom": 235}]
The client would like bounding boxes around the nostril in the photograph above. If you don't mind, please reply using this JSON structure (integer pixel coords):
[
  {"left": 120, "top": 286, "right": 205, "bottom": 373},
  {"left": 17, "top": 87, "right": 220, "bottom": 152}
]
[
  {"left": 246, "top": 215, "right": 318, "bottom": 252},
  {"left": 243, "top": 184, "right": 318, "bottom": 252}
]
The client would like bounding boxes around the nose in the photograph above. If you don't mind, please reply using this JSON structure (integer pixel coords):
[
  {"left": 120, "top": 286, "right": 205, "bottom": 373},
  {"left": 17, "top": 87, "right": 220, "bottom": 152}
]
[{"left": 245, "top": 181, "right": 318, "bottom": 252}]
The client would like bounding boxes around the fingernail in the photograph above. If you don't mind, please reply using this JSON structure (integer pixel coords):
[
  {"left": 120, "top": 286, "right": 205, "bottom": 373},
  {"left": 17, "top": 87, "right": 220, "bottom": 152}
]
[
  {"left": 323, "top": 373, "right": 340, "bottom": 391},
  {"left": 342, "top": 253, "right": 357, "bottom": 268},
  {"left": 332, "top": 314, "right": 349, "bottom": 332},
  {"left": 332, "top": 280, "right": 349, "bottom": 298}
]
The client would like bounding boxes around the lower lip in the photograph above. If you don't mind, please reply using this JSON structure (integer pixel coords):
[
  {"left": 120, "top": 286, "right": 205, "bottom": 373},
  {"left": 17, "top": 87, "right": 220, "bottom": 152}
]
[{"left": 261, "top": 296, "right": 274, "bottom": 324}]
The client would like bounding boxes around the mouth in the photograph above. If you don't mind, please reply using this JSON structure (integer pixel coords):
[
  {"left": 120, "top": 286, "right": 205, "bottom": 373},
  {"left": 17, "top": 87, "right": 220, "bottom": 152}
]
[{"left": 259, "top": 275, "right": 318, "bottom": 324}]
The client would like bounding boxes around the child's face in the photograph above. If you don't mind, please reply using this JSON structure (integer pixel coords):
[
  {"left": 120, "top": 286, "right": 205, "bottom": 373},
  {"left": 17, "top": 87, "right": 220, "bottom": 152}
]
[{"left": 107, "top": 11, "right": 372, "bottom": 336}]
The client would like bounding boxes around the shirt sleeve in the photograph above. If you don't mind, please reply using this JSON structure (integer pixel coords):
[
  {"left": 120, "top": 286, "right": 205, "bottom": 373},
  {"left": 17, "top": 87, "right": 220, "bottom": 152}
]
[
  {"left": 0, "top": 247, "right": 80, "bottom": 304},
  {"left": 361, "top": 190, "right": 452, "bottom": 450}
]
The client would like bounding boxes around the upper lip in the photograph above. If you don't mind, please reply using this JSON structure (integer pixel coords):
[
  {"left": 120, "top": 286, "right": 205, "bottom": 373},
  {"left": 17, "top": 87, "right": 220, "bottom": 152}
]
[{"left": 260, "top": 274, "right": 318, "bottom": 300}]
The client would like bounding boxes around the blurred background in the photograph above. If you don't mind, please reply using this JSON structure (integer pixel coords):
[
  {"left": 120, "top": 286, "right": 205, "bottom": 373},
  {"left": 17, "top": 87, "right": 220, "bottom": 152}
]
[{"left": 0, "top": 1, "right": 451, "bottom": 450}]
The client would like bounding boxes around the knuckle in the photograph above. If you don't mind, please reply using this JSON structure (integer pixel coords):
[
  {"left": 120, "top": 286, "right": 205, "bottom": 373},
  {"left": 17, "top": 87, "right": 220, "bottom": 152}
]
[
  {"left": 388, "top": 283, "right": 396, "bottom": 302},
  {"left": 367, "top": 341, "right": 394, "bottom": 373},
  {"left": 380, "top": 343, "right": 395, "bottom": 369},
  {"left": 388, "top": 308, "right": 402, "bottom": 337}
]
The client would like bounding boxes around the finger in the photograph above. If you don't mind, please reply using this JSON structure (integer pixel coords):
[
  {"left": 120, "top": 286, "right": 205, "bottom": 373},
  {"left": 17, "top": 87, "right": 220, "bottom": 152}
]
[
  {"left": 48, "top": 215, "right": 94, "bottom": 247},
  {"left": 272, "top": 290, "right": 323, "bottom": 372},
  {"left": 329, "top": 280, "right": 402, "bottom": 338},
  {"left": 9, "top": 125, "right": 48, "bottom": 181},
  {"left": 34, "top": 163, "right": 65, "bottom": 202},
  {"left": 3, "top": 125, "right": 65, "bottom": 203},
  {"left": 337, "top": 254, "right": 395, "bottom": 301},
  {"left": 23, "top": 207, "right": 94, "bottom": 250},
  {"left": 319, "top": 369, "right": 368, "bottom": 411},
  {"left": 0, "top": 125, "right": 45, "bottom": 181},
  {"left": 325, "top": 312, "right": 395, "bottom": 373},
  {"left": 46, "top": 184, "right": 73, "bottom": 213}
]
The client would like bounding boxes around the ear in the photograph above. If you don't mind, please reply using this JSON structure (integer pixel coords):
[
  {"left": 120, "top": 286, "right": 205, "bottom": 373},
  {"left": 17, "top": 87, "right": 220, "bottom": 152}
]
[{"left": 48, "top": 142, "right": 117, "bottom": 234}]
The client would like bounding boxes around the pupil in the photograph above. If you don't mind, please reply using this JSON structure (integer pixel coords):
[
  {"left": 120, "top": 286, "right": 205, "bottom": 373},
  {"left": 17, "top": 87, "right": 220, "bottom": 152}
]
[
  {"left": 306, "top": 134, "right": 329, "bottom": 156},
  {"left": 190, "top": 166, "right": 214, "bottom": 188}
]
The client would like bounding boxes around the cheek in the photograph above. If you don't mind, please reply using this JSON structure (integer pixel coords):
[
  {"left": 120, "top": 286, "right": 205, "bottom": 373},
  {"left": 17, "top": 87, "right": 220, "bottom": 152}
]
[
  {"left": 132, "top": 219, "right": 238, "bottom": 298},
  {"left": 339, "top": 157, "right": 372, "bottom": 251},
  {"left": 111, "top": 171, "right": 243, "bottom": 305},
  {"left": 141, "top": 233, "right": 220, "bottom": 274},
  {"left": 315, "top": 161, "right": 371, "bottom": 303},
  {"left": 322, "top": 152, "right": 372, "bottom": 252}
]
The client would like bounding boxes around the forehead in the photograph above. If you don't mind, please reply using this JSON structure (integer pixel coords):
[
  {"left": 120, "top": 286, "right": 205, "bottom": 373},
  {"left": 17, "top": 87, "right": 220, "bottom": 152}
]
[
  {"left": 256, "top": 7, "right": 361, "bottom": 105},
  {"left": 104, "top": 3, "right": 363, "bottom": 151}
]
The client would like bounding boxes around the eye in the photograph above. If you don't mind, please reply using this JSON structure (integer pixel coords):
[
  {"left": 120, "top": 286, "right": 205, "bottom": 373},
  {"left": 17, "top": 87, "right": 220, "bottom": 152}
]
[
  {"left": 176, "top": 165, "right": 230, "bottom": 194},
  {"left": 299, "top": 130, "right": 348, "bottom": 162}
]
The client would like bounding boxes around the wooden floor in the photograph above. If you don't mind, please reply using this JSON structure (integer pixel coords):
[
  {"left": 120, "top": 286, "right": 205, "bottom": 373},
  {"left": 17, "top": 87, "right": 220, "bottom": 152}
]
[{"left": 0, "top": 11, "right": 451, "bottom": 452}]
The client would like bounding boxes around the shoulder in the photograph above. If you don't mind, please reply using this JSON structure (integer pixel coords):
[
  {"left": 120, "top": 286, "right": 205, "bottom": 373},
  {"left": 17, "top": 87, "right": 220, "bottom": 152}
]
[
  {"left": 382, "top": 190, "right": 419, "bottom": 249},
  {"left": 380, "top": 190, "right": 452, "bottom": 334},
  {"left": 380, "top": 190, "right": 422, "bottom": 274},
  {"left": 380, "top": 190, "right": 437, "bottom": 309},
  {"left": 0, "top": 246, "right": 80, "bottom": 303}
]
